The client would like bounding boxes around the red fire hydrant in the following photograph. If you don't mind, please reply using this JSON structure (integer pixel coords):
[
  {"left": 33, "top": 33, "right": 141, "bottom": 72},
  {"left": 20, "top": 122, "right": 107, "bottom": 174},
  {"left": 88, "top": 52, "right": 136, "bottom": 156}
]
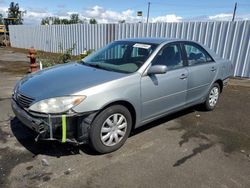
[{"left": 27, "top": 47, "right": 38, "bottom": 73}]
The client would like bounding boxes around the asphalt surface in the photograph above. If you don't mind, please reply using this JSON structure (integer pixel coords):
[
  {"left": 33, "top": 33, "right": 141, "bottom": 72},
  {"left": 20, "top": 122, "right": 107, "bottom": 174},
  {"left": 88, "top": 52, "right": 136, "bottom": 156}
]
[{"left": 0, "top": 47, "right": 250, "bottom": 188}]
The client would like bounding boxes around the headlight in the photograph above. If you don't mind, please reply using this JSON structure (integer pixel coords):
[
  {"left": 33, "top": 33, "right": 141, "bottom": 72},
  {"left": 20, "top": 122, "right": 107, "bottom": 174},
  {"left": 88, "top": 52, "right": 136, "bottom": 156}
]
[{"left": 29, "top": 96, "right": 86, "bottom": 113}]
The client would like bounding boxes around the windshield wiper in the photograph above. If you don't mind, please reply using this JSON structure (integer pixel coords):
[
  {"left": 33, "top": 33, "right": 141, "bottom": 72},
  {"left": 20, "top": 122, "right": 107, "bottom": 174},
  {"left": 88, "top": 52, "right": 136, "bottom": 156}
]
[
  {"left": 81, "top": 61, "right": 119, "bottom": 73},
  {"left": 88, "top": 63, "right": 101, "bottom": 68},
  {"left": 81, "top": 61, "right": 100, "bottom": 68}
]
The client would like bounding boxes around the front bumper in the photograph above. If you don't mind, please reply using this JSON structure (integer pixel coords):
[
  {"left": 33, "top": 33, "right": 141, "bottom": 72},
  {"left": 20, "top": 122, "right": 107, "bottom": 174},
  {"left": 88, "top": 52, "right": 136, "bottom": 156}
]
[{"left": 11, "top": 99, "right": 93, "bottom": 144}]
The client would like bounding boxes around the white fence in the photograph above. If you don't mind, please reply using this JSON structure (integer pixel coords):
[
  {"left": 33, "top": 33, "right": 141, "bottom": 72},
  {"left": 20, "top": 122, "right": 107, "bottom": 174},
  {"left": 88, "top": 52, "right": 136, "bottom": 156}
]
[{"left": 9, "top": 21, "right": 250, "bottom": 77}]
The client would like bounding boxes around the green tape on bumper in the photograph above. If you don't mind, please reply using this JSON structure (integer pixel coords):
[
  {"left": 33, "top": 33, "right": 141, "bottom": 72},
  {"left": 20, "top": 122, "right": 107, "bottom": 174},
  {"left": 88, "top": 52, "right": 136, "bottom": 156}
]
[{"left": 62, "top": 115, "right": 66, "bottom": 143}]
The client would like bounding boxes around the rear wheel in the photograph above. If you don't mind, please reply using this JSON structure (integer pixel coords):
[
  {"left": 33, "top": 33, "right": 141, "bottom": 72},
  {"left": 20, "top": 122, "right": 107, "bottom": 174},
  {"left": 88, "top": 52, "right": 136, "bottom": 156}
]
[
  {"left": 89, "top": 105, "right": 132, "bottom": 153},
  {"left": 203, "top": 83, "right": 220, "bottom": 111}
]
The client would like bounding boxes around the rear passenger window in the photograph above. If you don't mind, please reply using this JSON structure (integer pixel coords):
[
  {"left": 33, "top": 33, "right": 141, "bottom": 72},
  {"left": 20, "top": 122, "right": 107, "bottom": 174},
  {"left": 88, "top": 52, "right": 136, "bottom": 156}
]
[
  {"left": 152, "top": 44, "right": 183, "bottom": 70},
  {"left": 184, "top": 43, "right": 213, "bottom": 66}
]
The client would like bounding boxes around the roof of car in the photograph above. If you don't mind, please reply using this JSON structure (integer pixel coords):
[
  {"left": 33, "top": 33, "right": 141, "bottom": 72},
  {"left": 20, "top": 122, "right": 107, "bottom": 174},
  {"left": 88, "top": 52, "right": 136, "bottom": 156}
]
[
  {"left": 116, "top": 37, "right": 221, "bottom": 60},
  {"left": 117, "top": 37, "right": 177, "bottom": 44}
]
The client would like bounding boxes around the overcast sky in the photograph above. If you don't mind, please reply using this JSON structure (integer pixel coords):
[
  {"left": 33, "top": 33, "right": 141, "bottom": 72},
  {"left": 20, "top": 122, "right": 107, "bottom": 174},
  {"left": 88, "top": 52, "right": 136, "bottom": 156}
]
[{"left": 0, "top": 0, "right": 250, "bottom": 24}]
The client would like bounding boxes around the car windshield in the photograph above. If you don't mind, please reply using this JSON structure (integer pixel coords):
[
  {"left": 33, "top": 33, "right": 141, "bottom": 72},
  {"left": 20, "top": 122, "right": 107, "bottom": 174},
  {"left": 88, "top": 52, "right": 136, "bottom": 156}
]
[{"left": 82, "top": 41, "right": 158, "bottom": 73}]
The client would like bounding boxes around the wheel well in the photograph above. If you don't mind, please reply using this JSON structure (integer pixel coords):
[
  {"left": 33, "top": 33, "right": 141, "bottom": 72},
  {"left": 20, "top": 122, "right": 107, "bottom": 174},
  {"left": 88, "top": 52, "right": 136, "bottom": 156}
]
[
  {"left": 215, "top": 79, "right": 223, "bottom": 93},
  {"left": 101, "top": 101, "right": 136, "bottom": 130}
]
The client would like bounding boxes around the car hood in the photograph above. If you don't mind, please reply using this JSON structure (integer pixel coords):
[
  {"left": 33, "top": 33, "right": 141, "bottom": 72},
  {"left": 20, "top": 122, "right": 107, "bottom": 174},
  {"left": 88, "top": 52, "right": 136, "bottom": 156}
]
[{"left": 17, "top": 62, "right": 127, "bottom": 100}]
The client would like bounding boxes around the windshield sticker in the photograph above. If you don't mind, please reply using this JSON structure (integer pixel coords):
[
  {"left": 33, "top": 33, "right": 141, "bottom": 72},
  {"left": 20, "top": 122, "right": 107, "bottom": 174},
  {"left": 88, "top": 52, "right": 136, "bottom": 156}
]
[{"left": 133, "top": 43, "right": 151, "bottom": 49}]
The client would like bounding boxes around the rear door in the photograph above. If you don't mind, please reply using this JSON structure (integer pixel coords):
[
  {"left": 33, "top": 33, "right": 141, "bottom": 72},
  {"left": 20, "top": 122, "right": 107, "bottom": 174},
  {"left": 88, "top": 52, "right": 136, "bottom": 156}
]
[{"left": 182, "top": 42, "right": 218, "bottom": 105}]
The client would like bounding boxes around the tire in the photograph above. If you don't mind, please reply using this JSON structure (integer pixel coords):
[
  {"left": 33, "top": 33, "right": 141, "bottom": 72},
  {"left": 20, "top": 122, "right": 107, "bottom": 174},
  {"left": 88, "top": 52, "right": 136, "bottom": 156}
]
[
  {"left": 89, "top": 105, "right": 132, "bottom": 153},
  {"left": 203, "top": 83, "right": 220, "bottom": 111}
]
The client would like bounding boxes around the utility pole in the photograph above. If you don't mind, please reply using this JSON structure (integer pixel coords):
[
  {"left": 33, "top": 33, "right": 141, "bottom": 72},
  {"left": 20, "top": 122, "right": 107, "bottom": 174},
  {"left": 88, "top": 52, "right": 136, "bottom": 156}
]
[
  {"left": 232, "top": 2, "right": 237, "bottom": 22},
  {"left": 146, "top": 2, "right": 151, "bottom": 24}
]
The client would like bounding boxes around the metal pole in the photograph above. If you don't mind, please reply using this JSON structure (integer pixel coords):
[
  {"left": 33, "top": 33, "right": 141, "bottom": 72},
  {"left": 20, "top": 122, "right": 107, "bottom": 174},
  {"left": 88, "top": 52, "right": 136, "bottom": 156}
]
[
  {"left": 146, "top": 2, "right": 151, "bottom": 24},
  {"left": 232, "top": 2, "right": 237, "bottom": 22}
]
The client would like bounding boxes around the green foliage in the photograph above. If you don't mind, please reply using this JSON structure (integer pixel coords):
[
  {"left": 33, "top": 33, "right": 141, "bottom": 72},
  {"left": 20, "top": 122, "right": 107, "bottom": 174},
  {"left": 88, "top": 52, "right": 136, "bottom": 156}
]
[
  {"left": 59, "top": 43, "right": 76, "bottom": 63},
  {"left": 118, "top": 20, "right": 126, "bottom": 24},
  {"left": 70, "top": 14, "right": 83, "bottom": 24},
  {"left": 37, "top": 44, "right": 77, "bottom": 68},
  {"left": 41, "top": 14, "right": 85, "bottom": 25},
  {"left": 61, "top": 18, "right": 70, "bottom": 24},
  {"left": 41, "top": 17, "right": 62, "bottom": 25},
  {"left": 0, "top": 13, "right": 3, "bottom": 24},
  {"left": 89, "top": 18, "right": 97, "bottom": 24},
  {"left": 7, "top": 2, "right": 25, "bottom": 24},
  {"left": 40, "top": 17, "right": 49, "bottom": 25},
  {"left": 36, "top": 51, "right": 57, "bottom": 68}
]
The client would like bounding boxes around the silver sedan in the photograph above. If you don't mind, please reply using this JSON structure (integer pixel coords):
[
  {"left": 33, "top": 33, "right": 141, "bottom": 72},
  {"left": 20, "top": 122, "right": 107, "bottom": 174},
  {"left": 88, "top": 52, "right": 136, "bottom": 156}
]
[{"left": 12, "top": 38, "right": 233, "bottom": 153}]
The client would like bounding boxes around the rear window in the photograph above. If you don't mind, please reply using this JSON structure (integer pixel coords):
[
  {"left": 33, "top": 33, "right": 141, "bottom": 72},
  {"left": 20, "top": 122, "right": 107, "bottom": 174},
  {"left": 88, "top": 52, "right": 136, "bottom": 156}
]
[{"left": 184, "top": 43, "right": 214, "bottom": 66}]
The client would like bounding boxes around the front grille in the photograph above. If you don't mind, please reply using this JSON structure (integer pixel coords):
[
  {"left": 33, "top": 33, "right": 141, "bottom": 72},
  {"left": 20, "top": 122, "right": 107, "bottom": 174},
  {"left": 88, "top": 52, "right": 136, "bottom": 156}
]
[{"left": 16, "top": 92, "right": 35, "bottom": 108}]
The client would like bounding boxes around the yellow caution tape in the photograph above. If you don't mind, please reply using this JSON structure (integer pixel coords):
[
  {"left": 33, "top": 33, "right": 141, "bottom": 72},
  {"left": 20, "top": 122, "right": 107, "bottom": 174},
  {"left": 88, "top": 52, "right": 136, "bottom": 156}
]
[{"left": 62, "top": 115, "right": 66, "bottom": 143}]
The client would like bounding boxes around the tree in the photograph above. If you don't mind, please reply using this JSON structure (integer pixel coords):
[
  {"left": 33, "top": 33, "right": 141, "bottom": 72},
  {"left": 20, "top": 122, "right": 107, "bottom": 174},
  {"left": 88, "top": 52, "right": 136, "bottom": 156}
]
[
  {"left": 70, "top": 14, "right": 82, "bottom": 24},
  {"left": 7, "top": 2, "right": 24, "bottom": 24},
  {"left": 61, "top": 18, "right": 70, "bottom": 24},
  {"left": 0, "top": 13, "right": 3, "bottom": 24},
  {"left": 53, "top": 17, "right": 61, "bottom": 24},
  {"left": 89, "top": 18, "right": 97, "bottom": 24},
  {"left": 41, "top": 17, "right": 50, "bottom": 25},
  {"left": 118, "top": 20, "right": 125, "bottom": 24},
  {"left": 41, "top": 17, "right": 62, "bottom": 25},
  {"left": 41, "top": 14, "right": 85, "bottom": 25}
]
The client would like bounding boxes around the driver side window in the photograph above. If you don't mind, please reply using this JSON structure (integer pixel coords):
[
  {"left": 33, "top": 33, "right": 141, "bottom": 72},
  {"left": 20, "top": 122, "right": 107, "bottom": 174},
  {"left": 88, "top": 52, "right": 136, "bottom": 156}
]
[{"left": 152, "top": 44, "right": 183, "bottom": 70}]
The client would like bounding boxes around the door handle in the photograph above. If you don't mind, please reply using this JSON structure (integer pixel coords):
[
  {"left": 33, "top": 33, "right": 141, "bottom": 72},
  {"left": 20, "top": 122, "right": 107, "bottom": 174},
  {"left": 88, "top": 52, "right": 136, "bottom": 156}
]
[
  {"left": 210, "top": 67, "right": 217, "bottom": 72},
  {"left": 180, "top": 74, "right": 187, "bottom": 80}
]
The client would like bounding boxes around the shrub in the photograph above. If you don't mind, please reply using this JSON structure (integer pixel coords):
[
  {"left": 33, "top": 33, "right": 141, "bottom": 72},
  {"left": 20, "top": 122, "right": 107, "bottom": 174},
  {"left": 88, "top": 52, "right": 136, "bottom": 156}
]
[
  {"left": 59, "top": 43, "right": 76, "bottom": 63},
  {"left": 37, "top": 44, "right": 80, "bottom": 68}
]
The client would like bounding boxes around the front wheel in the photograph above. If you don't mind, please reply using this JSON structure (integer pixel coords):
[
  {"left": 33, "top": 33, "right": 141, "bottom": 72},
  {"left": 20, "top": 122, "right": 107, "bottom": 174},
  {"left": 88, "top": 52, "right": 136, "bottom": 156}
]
[
  {"left": 203, "top": 83, "right": 220, "bottom": 111},
  {"left": 89, "top": 105, "right": 132, "bottom": 153}
]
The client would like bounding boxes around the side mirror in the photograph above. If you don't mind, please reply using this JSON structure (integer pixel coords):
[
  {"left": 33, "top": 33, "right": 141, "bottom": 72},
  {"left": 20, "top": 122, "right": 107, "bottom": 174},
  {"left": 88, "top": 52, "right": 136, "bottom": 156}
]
[{"left": 147, "top": 65, "right": 167, "bottom": 75}]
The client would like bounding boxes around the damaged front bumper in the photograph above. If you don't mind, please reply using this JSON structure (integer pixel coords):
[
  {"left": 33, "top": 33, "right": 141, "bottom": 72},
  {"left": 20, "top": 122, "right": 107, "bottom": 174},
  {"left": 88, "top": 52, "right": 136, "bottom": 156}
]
[{"left": 11, "top": 99, "right": 96, "bottom": 145}]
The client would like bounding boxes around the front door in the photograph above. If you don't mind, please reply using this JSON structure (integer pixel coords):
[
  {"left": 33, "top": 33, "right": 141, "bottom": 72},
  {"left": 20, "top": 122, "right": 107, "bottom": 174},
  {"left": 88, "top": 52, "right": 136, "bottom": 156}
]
[{"left": 141, "top": 43, "right": 188, "bottom": 122}]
